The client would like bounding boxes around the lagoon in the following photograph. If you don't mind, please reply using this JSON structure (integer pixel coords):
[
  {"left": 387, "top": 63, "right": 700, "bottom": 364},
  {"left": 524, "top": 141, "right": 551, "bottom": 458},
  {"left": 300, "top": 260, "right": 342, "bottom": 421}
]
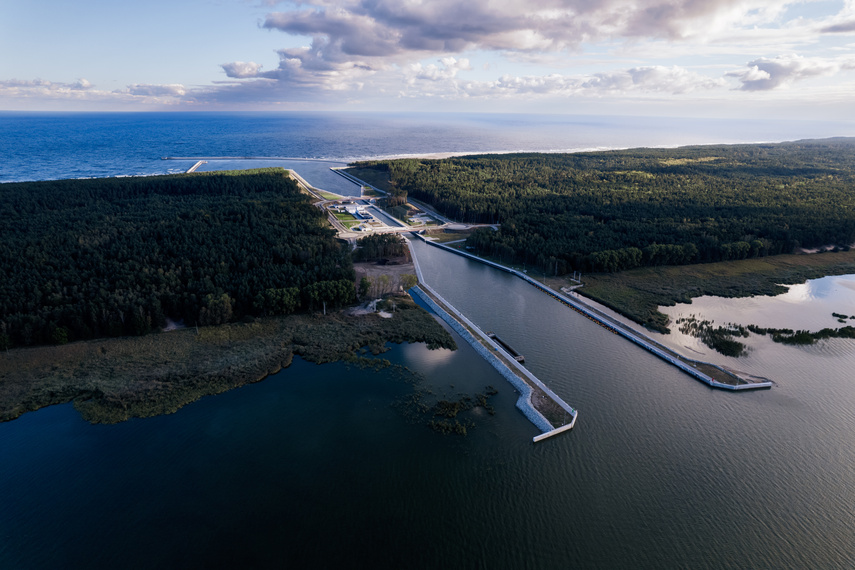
[
  {"left": 3, "top": 113, "right": 855, "bottom": 567},
  {"left": 3, "top": 222, "right": 855, "bottom": 569}
]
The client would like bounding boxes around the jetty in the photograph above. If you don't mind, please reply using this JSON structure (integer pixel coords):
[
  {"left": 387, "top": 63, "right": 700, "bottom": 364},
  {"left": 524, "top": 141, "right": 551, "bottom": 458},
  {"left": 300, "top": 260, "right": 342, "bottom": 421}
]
[
  {"left": 406, "top": 235, "right": 577, "bottom": 443},
  {"left": 413, "top": 233, "right": 772, "bottom": 392},
  {"left": 186, "top": 160, "right": 207, "bottom": 173}
]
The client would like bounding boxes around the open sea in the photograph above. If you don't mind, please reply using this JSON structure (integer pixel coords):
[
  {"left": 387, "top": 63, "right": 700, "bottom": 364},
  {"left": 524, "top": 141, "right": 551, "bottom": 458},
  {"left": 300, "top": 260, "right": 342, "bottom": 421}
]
[
  {"left": 2, "top": 112, "right": 855, "bottom": 569},
  {"left": 2, "top": 111, "right": 855, "bottom": 185}
]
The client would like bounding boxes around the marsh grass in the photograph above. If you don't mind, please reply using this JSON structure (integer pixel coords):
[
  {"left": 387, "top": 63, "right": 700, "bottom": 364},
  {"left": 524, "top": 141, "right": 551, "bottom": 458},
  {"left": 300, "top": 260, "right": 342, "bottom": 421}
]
[
  {"left": 578, "top": 250, "right": 855, "bottom": 332},
  {"left": 0, "top": 296, "right": 455, "bottom": 424}
]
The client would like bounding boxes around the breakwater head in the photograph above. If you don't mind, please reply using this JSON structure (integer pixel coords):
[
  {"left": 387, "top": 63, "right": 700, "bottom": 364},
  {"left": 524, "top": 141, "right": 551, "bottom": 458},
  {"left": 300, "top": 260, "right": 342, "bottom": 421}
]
[
  {"left": 414, "top": 233, "right": 772, "bottom": 392},
  {"left": 406, "top": 236, "right": 577, "bottom": 443}
]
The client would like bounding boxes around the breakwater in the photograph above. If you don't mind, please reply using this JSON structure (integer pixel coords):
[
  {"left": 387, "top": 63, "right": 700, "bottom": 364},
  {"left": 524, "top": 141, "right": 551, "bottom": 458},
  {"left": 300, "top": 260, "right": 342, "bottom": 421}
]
[
  {"left": 414, "top": 233, "right": 772, "bottom": 391},
  {"left": 407, "top": 236, "right": 577, "bottom": 442},
  {"left": 186, "top": 160, "right": 207, "bottom": 173}
]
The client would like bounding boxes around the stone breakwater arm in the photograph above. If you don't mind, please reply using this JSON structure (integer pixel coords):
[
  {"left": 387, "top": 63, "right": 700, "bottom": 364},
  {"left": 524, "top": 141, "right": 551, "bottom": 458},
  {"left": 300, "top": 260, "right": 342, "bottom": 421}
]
[
  {"left": 406, "top": 235, "right": 577, "bottom": 442},
  {"left": 410, "top": 285, "right": 553, "bottom": 434}
]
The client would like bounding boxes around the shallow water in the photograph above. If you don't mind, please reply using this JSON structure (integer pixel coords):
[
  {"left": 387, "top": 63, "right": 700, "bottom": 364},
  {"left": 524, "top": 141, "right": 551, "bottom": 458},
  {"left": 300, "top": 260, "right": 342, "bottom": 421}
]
[{"left": 652, "top": 273, "right": 855, "bottom": 384}]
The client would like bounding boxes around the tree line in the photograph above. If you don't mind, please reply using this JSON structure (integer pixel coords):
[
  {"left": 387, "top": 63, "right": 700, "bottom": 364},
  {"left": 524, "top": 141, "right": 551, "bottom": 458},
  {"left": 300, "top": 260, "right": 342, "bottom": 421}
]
[
  {"left": 352, "top": 234, "right": 410, "bottom": 261},
  {"left": 0, "top": 168, "right": 355, "bottom": 348},
  {"left": 353, "top": 139, "right": 855, "bottom": 273}
]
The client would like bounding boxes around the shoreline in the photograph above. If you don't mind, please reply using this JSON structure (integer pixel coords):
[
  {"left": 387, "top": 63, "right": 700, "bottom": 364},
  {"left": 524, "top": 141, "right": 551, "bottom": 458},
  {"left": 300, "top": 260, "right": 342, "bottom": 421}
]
[
  {"left": 0, "top": 299, "right": 455, "bottom": 424},
  {"left": 160, "top": 138, "right": 805, "bottom": 168}
]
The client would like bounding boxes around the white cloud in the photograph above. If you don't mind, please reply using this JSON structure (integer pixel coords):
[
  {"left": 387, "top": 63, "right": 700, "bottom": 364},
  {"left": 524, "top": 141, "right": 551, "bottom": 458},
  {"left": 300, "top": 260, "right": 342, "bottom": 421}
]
[
  {"left": 399, "top": 64, "right": 726, "bottom": 99},
  {"left": 6, "top": 0, "right": 855, "bottom": 111},
  {"left": 234, "top": 0, "right": 852, "bottom": 100},
  {"left": 407, "top": 57, "right": 473, "bottom": 83},
  {"left": 260, "top": 0, "right": 812, "bottom": 66},
  {"left": 124, "top": 84, "right": 187, "bottom": 97},
  {"left": 222, "top": 61, "right": 264, "bottom": 78},
  {"left": 0, "top": 78, "right": 94, "bottom": 96},
  {"left": 0, "top": 78, "right": 195, "bottom": 107},
  {"left": 728, "top": 54, "right": 855, "bottom": 90},
  {"left": 582, "top": 66, "right": 727, "bottom": 94}
]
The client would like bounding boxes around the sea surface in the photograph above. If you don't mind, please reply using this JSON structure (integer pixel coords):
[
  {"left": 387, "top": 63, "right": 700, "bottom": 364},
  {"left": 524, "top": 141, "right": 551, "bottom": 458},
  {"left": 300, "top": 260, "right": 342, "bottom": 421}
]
[
  {"left": 2, "top": 112, "right": 855, "bottom": 568},
  {"left": 3, "top": 111, "right": 855, "bottom": 185}
]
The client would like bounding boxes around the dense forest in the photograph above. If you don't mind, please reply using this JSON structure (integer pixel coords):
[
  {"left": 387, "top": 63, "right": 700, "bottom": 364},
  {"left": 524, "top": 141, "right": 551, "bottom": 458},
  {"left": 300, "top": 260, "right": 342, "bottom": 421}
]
[
  {"left": 0, "top": 169, "right": 355, "bottom": 348},
  {"left": 352, "top": 234, "right": 410, "bottom": 261},
  {"left": 354, "top": 139, "right": 855, "bottom": 273}
]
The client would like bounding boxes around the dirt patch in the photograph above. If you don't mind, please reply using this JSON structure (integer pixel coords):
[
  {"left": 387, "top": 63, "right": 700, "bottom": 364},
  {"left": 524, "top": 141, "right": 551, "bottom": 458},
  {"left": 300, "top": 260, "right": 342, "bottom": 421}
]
[{"left": 354, "top": 258, "right": 417, "bottom": 297}]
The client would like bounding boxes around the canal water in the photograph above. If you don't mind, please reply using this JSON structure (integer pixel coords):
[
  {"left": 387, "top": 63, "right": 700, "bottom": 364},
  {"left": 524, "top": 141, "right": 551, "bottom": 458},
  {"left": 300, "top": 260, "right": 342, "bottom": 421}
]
[{"left": 2, "top": 242, "right": 855, "bottom": 569}]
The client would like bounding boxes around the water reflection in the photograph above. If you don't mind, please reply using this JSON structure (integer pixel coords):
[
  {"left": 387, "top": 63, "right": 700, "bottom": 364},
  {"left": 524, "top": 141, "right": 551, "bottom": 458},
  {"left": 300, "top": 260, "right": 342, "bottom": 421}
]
[
  {"left": 663, "top": 274, "right": 855, "bottom": 331},
  {"left": 778, "top": 274, "right": 855, "bottom": 303}
]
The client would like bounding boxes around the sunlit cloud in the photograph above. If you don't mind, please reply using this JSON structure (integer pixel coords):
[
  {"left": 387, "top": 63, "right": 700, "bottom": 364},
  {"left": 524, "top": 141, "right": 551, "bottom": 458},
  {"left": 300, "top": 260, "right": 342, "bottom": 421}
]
[
  {"left": 222, "top": 61, "right": 265, "bottom": 79},
  {"left": 3, "top": 0, "right": 855, "bottom": 112},
  {"left": 728, "top": 54, "right": 855, "bottom": 91}
]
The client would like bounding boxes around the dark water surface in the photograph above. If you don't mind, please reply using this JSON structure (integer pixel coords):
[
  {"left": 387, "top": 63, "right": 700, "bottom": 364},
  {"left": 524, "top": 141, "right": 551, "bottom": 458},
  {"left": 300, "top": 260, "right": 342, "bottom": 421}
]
[
  {"left": 409, "top": 239, "right": 855, "bottom": 569},
  {"left": 3, "top": 241, "right": 854, "bottom": 568}
]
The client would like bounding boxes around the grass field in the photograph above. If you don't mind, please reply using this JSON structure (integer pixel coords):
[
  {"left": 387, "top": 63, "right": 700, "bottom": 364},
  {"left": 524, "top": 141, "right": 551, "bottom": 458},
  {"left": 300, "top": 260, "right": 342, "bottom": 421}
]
[
  {"left": 333, "top": 211, "right": 357, "bottom": 221},
  {"left": 425, "top": 230, "right": 474, "bottom": 243},
  {"left": 568, "top": 250, "right": 855, "bottom": 332}
]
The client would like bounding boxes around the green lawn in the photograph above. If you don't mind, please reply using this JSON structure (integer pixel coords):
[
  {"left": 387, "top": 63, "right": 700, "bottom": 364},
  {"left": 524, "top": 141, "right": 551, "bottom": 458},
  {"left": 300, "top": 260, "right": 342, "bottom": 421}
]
[{"left": 333, "top": 211, "right": 357, "bottom": 221}]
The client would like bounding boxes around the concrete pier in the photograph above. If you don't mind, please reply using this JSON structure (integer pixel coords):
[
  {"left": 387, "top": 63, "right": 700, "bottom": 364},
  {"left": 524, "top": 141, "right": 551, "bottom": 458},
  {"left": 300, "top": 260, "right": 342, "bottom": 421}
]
[{"left": 186, "top": 160, "right": 207, "bottom": 173}]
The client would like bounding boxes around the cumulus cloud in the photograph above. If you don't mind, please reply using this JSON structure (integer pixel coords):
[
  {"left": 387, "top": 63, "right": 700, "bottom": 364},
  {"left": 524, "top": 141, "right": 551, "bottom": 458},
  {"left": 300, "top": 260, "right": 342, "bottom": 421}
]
[
  {"left": 406, "top": 57, "right": 473, "bottom": 83},
  {"left": 241, "top": 0, "right": 832, "bottom": 96},
  {"left": 124, "top": 84, "right": 187, "bottom": 97},
  {"left": 261, "top": 0, "right": 798, "bottom": 67},
  {"left": 0, "top": 78, "right": 195, "bottom": 107},
  {"left": 400, "top": 64, "right": 725, "bottom": 99},
  {"left": 581, "top": 66, "right": 727, "bottom": 94},
  {"left": 222, "top": 61, "right": 264, "bottom": 78},
  {"left": 0, "top": 78, "right": 94, "bottom": 95},
  {"left": 728, "top": 54, "right": 854, "bottom": 91}
]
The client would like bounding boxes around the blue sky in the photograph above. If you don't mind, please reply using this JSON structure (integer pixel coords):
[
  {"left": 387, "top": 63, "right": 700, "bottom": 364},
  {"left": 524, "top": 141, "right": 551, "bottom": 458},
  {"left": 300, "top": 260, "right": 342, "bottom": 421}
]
[{"left": 2, "top": 0, "right": 855, "bottom": 118}]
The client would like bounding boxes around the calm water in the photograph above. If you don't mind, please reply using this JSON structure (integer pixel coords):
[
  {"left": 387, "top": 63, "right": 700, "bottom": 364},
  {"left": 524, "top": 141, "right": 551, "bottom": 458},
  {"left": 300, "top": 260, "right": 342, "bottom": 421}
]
[
  {"left": 3, "top": 113, "right": 855, "bottom": 568},
  {"left": 3, "top": 241, "right": 854, "bottom": 568},
  {"left": 653, "top": 273, "right": 855, "bottom": 389}
]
